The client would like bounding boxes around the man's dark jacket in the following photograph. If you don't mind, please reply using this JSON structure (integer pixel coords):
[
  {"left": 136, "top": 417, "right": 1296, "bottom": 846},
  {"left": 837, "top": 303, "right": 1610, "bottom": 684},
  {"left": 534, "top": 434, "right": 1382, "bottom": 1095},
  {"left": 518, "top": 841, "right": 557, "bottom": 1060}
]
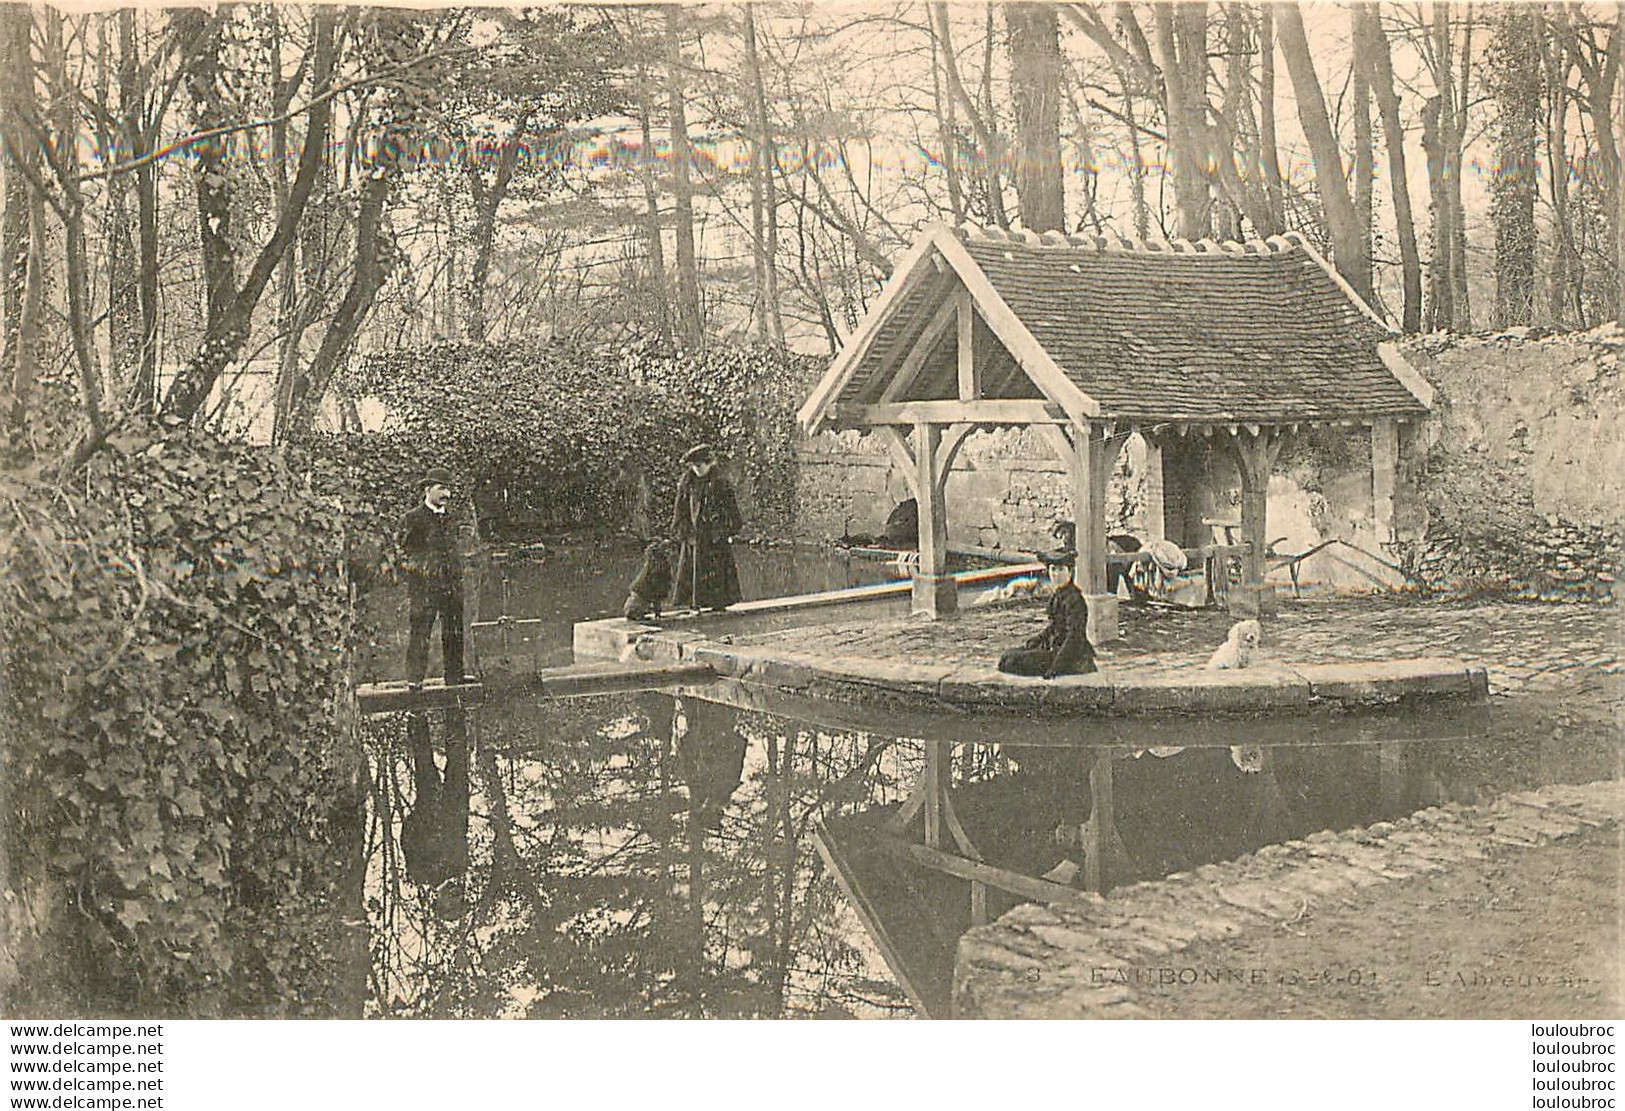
[{"left": 400, "top": 504, "right": 461, "bottom": 588}]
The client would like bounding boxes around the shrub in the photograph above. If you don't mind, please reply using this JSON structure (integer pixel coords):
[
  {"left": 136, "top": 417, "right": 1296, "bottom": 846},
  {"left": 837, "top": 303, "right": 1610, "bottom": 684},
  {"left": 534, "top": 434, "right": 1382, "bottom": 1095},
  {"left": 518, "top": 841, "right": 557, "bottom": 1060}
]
[
  {"left": 1, "top": 424, "right": 363, "bottom": 1016},
  {"left": 328, "top": 339, "right": 822, "bottom": 543}
]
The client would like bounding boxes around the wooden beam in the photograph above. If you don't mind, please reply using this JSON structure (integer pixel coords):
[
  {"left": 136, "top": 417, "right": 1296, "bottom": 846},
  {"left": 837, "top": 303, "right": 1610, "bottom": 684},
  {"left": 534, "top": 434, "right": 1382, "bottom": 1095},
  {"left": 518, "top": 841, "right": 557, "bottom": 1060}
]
[
  {"left": 867, "top": 270, "right": 957, "bottom": 397},
  {"left": 879, "top": 291, "right": 959, "bottom": 403},
  {"left": 928, "top": 227, "right": 1101, "bottom": 420},
  {"left": 1082, "top": 749, "right": 1115, "bottom": 892},
  {"left": 923, "top": 740, "right": 946, "bottom": 848},
  {"left": 934, "top": 423, "right": 975, "bottom": 500},
  {"left": 1034, "top": 422, "right": 1078, "bottom": 475},
  {"left": 842, "top": 399, "right": 1069, "bottom": 425},
  {"left": 879, "top": 836, "right": 1083, "bottom": 906},
  {"left": 1074, "top": 424, "right": 1118, "bottom": 597},
  {"left": 879, "top": 426, "right": 919, "bottom": 500},
  {"left": 809, "top": 817, "right": 936, "bottom": 1017},
  {"left": 1226, "top": 428, "right": 1286, "bottom": 598},
  {"left": 956, "top": 286, "right": 977, "bottom": 400},
  {"left": 531, "top": 661, "right": 716, "bottom": 699},
  {"left": 356, "top": 678, "right": 485, "bottom": 715},
  {"left": 941, "top": 782, "right": 982, "bottom": 861},
  {"left": 797, "top": 235, "right": 943, "bottom": 434}
]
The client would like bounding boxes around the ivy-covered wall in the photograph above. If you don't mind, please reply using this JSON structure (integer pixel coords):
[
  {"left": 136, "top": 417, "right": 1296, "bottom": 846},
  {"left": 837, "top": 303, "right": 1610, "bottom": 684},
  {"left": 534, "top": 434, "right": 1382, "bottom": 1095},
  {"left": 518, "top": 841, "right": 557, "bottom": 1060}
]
[
  {"left": 1, "top": 427, "right": 366, "bottom": 1016},
  {"left": 333, "top": 341, "right": 821, "bottom": 542}
]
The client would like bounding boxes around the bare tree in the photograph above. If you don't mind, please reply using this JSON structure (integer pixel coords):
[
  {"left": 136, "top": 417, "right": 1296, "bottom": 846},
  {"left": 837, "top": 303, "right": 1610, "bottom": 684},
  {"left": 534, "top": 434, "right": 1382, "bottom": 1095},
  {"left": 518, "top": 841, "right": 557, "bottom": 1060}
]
[
  {"left": 666, "top": 5, "right": 704, "bottom": 350},
  {"left": 743, "top": 3, "right": 784, "bottom": 344},
  {"left": 161, "top": 7, "right": 337, "bottom": 423},
  {"left": 1358, "top": 3, "right": 1423, "bottom": 331},
  {"left": 1006, "top": 2, "right": 1064, "bottom": 232},
  {"left": 1489, "top": 3, "right": 1540, "bottom": 328},
  {"left": 1276, "top": 2, "right": 1372, "bottom": 298}
]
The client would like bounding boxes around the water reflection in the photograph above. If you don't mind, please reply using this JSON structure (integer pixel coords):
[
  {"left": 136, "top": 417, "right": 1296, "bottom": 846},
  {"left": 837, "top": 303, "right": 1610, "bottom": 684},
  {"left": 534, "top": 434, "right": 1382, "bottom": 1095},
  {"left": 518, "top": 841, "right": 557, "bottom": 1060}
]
[{"left": 365, "top": 687, "right": 1613, "bottom": 1019}]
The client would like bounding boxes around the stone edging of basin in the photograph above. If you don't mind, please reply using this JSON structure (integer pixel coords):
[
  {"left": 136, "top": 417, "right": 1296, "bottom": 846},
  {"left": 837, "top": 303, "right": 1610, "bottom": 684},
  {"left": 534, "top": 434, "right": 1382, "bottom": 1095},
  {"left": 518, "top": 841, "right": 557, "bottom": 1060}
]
[
  {"left": 951, "top": 778, "right": 1623, "bottom": 1019},
  {"left": 574, "top": 617, "right": 1489, "bottom": 715}
]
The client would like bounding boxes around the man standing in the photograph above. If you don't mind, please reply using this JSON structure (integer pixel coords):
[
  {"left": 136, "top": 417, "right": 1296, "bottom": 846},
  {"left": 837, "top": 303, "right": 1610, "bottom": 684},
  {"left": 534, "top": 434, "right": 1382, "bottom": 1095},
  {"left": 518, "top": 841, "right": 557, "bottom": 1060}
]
[{"left": 401, "top": 466, "right": 468, "bottom": 688}]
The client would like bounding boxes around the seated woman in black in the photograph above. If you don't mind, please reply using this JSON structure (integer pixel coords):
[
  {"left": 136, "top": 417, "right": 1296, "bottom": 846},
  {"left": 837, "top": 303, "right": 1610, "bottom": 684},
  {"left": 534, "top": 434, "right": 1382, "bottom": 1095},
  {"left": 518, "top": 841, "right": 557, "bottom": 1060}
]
[{"left": 997, "top": 551, "right": 1097, "bottom": 678}]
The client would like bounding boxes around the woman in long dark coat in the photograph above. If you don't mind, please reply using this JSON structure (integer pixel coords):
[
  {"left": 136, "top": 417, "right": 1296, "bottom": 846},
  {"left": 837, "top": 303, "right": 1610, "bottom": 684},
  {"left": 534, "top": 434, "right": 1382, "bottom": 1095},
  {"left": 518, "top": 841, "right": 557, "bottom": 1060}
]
[
  {"left": 670, "top": 444, "right": 743, "bottom": 611},
  {"left": 997, "top": 552, "right": 1097, "bottom": 678}
]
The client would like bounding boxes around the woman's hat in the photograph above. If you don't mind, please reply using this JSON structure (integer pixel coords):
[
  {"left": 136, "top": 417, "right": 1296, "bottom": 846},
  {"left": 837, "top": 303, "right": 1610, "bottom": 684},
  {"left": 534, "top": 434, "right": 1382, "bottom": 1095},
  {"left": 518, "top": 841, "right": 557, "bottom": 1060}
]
[
  {"left": 681, "top": 444, "right": 718, "bottom": 466},
  {"left": 421, "top": 466, "right": 454, "bottom": 488}
]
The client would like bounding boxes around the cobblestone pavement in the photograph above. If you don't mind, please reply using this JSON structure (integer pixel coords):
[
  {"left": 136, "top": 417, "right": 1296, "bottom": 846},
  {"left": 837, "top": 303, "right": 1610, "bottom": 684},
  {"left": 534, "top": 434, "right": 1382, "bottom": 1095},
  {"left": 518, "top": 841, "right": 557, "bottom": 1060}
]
[
  {"left": 911, "top": 595, "right": 1625, "bottom": 1018},
  {"left": 954, "top": 780, "right": 1624, "bottom": 1019},
  {"left": 735, "top": 594, "right": 1621, "bottom": 702}
]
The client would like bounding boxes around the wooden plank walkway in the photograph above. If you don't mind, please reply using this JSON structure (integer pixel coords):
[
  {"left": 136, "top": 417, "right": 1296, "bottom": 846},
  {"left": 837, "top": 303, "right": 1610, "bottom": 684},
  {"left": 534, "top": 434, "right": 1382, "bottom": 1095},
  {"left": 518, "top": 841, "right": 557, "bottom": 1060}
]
[
  {"left": 529, "top": 660, "right": 715, "bottom": 698},
  {"left": 356, "top": 662, "right": 715, "bottom": 715},
  {"left": 355, "top": 678, "right": 486, "bottom": 714}
]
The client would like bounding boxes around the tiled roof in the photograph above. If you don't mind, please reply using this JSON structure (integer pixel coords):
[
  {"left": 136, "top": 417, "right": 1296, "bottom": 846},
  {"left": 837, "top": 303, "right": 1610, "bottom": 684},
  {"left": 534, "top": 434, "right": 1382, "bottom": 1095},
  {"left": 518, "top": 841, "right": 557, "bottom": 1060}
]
[{"left": 829, "top": 225, "right": 1426, "bottom": 425}]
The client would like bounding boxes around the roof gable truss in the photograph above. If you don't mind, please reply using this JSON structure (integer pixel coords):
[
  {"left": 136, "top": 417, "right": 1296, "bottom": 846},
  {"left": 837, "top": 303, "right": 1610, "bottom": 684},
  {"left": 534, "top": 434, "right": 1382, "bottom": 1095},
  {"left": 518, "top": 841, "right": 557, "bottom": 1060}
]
[{"left": 803, "top": 227, "right": 1101, "bottom": 433}]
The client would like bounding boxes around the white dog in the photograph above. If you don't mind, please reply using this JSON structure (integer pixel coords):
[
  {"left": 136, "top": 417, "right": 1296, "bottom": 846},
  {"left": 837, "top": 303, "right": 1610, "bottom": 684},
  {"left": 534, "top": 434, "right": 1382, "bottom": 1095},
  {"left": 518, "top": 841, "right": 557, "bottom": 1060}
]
[{"left": 1207, "top": 619, "right": 1262, "bottom": 669}]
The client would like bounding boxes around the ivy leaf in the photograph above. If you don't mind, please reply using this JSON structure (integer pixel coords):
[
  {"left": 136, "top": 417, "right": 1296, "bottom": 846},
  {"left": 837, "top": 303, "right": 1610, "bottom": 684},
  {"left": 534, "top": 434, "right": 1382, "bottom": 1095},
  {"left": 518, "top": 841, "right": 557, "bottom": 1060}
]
[{"left": 117, "top": 901, "right": 152, "bottom": 931}]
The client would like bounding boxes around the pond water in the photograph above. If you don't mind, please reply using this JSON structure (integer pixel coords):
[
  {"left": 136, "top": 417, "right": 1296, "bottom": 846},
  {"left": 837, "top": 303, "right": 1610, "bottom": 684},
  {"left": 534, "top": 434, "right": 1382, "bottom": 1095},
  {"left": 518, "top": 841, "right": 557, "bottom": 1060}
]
[{"left": 361, "top": 542, "right": 1616, "bottom": 1018}]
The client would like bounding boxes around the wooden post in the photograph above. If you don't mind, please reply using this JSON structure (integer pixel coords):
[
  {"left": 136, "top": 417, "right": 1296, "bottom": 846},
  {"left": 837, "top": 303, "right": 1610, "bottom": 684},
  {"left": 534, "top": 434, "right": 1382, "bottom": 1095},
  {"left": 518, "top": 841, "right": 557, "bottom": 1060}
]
[
  {"left": 955, "top": 287, "right": 977, "bottom": 400},
  {"left": 912, "top": 421, "right": 957, "bottom": 617},
  {"left": 1038, "top": 422, "right": 1121, "bottom": 642},
  {"left": 1141, "top": 432, "right": 1166, "bottom": 542},
  {"left": 923, "top": 740, "right": 946, "bottom": 849},
  {"left": 1081, "top": 748, "right": 1132, "bottom": 893},
  {"left": 1226, "top": 428, "right": 1285, "bottom": 617},
  {"left": 1078, "top": 426, "right": 1125, "bottom": 643},
  {"left": 1371, "top": 417, "right": 1398, "bottom": 544}
]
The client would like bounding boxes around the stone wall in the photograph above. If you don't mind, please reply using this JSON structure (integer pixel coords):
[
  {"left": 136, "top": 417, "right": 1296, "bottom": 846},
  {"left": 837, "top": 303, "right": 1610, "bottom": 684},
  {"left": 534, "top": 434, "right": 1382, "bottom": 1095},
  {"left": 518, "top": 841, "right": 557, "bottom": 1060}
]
[
  {"left": 797, "top": 427, "right": 1067, "bottom": 552},
  {"left": 1400, "top": 326, "right": 1624, "bottom": 602},
  {"left": 793, "top": 326, "right": 1623, "bottom": 602},
  {"left": 794, "top": 424, "right": 1409, "bottom": 593}
]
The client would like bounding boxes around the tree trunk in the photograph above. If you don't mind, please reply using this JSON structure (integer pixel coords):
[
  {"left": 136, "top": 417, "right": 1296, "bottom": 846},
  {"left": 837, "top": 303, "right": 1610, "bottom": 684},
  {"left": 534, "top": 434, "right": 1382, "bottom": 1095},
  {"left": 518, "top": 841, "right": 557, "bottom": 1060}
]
[
  {"left": 1616, "top": 34, "right": 1625, "bottom": 327},
  {"left": 926, "top": 9, "right": 965, "bottom": 224},
  {"left": 1351, "top": 8, "right": 1374, "bottom": 281},
  {"left": 44, "top": 8, "right": 106, "bottom": 442},
  {"left": 1361, "top": 2, "right": 1423, "bottom": 331},
  {"left": 1276, "top": 3, "right": 1372, "bottom": 298},
  {"left": 462, "top": 108, "right": 535, "bottom": 343},
  {"left": 742, "top": 4, "right": 784, "bottom": 345},
  {"left": 1005, "top": 2, "right": 1064, "bottom": 232},
  {"left": 1423, "top": 2, "right": 1471, "bottom": 331},
  {"left": 1542, "top": 9, "right": 1579, "bottom": 328},
  {"left": 1153, "top": 2, "right": 1212, "bottom": 239},
  {"left": 0, "top": 4, "right": 39, "bottom": 435},
  {"left": 100, "top": 15, "right": 140, "bottom": 397},
  {"left": 1489, "top": 4, "right": 1540, "bottom": 328},
  {"left": 1216, "top": 4, "right": 1250, "bottom": 242},
  {"left": 1449, "top": 7, "right": 1473, "bottom": 327},
  {"left": 162, "top": 8, "right": 336, "bottom": 422},
  {"left": 664, "top": 5, "right": 704, "bottom": 351},
  {"left": 634, "top": 58, "right": 671, "bottom": 346},
  {"left": 1422, "top": 94, "right": 1453, "bottom": 331},
  {"left": 1121, "top": 79, "right": 1150, "bottom": 240},
  {"left": 1256, "top": 3, "right": 1286, "bottom": 233},
  {"left": 930, "top": 3, "right": 1006, "bottom": 228},
  {"left": 288, "top": 171, "right": 393, "bottom": 434}
]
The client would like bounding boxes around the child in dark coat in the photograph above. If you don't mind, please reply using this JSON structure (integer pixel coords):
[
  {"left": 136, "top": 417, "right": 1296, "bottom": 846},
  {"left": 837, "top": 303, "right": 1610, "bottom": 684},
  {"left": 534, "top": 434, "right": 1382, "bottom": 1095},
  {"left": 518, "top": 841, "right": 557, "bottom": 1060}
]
[{"left": 997, "top": 552, "right": 1097, "bottom": 679}]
